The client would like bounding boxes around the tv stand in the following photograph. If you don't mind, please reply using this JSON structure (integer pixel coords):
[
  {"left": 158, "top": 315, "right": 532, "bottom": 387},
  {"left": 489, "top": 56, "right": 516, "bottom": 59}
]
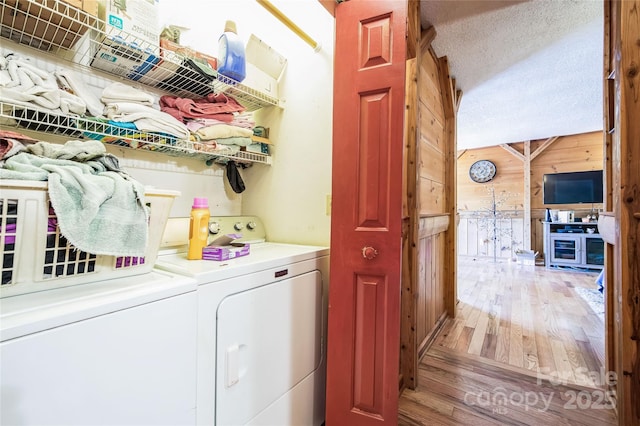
[{"left": 543, "top": 222, "right": 604, "bottom": 270}]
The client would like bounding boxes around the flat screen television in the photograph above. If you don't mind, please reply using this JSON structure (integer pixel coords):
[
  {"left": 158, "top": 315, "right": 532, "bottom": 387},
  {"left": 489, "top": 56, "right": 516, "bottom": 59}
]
[{"left": 543, "top": 170, "right": 603, "bottom": 204}]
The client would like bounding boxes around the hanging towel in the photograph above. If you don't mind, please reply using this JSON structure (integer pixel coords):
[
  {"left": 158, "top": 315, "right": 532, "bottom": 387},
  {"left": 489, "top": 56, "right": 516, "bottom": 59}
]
[
  {"left": 0, "top": 141, "right": 149, "bottom": 257},
  {"left": 226, "top": 161, "right": 245, "bottom": 193}
]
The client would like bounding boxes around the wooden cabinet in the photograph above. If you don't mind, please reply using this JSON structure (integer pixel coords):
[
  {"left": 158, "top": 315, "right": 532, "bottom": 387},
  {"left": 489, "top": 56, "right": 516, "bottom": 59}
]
[{"left": 543, "top": 222, "right": 604, "bottom": 270}]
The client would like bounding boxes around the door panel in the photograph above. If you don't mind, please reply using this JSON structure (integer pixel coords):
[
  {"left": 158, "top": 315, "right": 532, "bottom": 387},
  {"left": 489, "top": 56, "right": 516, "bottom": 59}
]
[{"left": 327, "top": 0, "right": 407, "bottom": 424}]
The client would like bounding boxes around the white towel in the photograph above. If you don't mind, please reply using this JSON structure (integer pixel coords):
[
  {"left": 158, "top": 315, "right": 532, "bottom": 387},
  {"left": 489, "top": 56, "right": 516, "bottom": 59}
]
[
  {"left": 101, "top": 82, "right": 155, "bottom": 106},
  {"left": 55, "top": 69, "right": 105, "bottom": 117},
  {"left": 105, "top": 102, "right": 190, "bottom": 139},
  {"left": 0, "top": 53, "right": 86, "bottom": 115}
]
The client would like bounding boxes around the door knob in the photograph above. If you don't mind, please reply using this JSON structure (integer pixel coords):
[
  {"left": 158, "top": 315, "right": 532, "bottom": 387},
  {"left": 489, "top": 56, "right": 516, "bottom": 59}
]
[{"left": 362, "top": 246, "right": 378, "bottom": 260}]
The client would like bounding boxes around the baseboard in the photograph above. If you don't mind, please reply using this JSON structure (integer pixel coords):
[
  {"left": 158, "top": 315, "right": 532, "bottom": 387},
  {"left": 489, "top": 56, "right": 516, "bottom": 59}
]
[{"left": 417, "top": 311, "right": 449, "bottom": 362}]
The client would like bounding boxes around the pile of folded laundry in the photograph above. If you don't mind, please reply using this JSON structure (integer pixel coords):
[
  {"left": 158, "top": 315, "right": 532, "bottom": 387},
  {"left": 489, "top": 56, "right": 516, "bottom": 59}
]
[
  {"left": 0, "top": 48, "right": 264, "bottom": 164},
  {"left": 160, "top": 92, "right": 255, "bottom": 155}
]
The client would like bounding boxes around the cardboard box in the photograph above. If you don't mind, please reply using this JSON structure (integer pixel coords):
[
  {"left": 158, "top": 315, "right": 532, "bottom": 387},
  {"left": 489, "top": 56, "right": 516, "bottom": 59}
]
[
  {"left": 202, "top": 234, "right": 250, "bottom": 261},
  {"left": 99, "top": 0, "right": 160, "bottom": 47},
  {"left": 82, "top": 0, "right": 99, "bottom": 17},
  {"left": 1, "top": 0, "right": 96, "bottom": 50},
  {"left": 62, "top": 0, "right": 83, "bottom": 8},
  {"left": 90, "top": 35, "right": 160, "bottom": 80}
]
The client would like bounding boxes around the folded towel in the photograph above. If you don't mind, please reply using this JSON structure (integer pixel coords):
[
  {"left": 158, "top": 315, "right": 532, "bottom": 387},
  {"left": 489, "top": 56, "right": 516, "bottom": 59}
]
[
  {"left": 0, "top": 54, "right": 86, "bottom": 115},
  {"left": 194, "top": 124, "right": 254, "bottom": 141},
  {"left": 186, "top": 115, "right": 254, "bottom": 131},
  {"left": 105, "top": 102, "right": 190, "bottom": 139},
  {"left": 213, "top": 136, "right": 253, "bottom": 147},
  {"left": 101, "top": 82, "right": 155, "bottom": 106},
  {"left": 0, "top": 141, "right": 149, "bottom": 256},
  {"left": 159, "top": 92, "right": 244, "bottom": 122},
  {"left": 55, "top": 69, "right": 105, "bottom": 117}
]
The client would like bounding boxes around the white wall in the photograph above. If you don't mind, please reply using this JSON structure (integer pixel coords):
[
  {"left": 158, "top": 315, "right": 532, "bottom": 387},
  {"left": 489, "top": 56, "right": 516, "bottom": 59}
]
[{"left": 158, "top": 0, "right": 334, "bottom": 246}]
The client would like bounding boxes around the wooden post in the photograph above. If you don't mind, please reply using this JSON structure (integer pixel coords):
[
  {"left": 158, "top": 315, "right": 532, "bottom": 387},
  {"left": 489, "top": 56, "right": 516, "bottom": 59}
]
[
  {"left": 523, "top": 141, "right": 531, "bottom": 250},
  {"left": 437, "top": 55, "right": 457, "bottom": 317},
  {"left": 400, "top": 57, "right": 418, "bottom": 391},
  {"left": 608, "top": 1, "right": 640, "bottom": 423}
]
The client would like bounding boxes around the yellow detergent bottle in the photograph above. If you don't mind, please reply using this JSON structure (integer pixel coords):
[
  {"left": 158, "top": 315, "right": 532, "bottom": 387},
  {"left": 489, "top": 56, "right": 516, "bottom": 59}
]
[{"left": 187, "top": 197, "right": 210, "bottom": 260}]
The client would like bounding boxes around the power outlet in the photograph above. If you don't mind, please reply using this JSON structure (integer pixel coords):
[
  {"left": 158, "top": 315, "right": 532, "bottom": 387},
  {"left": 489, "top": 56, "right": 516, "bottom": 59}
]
[{"left": 325, "top": 194, "right": 331, "bottom": 216}]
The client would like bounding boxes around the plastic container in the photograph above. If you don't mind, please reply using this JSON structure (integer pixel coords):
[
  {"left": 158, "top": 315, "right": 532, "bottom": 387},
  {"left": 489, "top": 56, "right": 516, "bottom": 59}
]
[
  {"left": 187, "top": 197, "right": 210, "bottom": 260},
  {"left": 0, "top": 180, "right": 179, "bottom": 298},
  {"left": 217, "top": 20, "right": 246, "bottom": 83}
]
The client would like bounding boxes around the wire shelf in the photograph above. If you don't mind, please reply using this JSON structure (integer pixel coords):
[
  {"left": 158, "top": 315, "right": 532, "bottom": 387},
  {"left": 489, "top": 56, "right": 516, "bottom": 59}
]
[
  {"left": 0, "top": 0, "right": 277, "bottom": 166},
  {"left": 1, "top": 0, "right": 99, "bottom": 51},
  {"left": 0, "top": 101, "right": 272, "bottom": 165},
  {"left": 0, "top": 0, "right": 280, "bottom": 110}
]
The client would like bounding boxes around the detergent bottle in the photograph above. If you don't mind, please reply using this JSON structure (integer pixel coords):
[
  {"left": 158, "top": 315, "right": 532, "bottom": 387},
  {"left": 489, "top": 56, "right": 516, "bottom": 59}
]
[
  {"left": 217, "top": 20, "right": 246, "bottom": 82},
  {"left": 187, "top": 197, "right": 210, "bottom": 260}
]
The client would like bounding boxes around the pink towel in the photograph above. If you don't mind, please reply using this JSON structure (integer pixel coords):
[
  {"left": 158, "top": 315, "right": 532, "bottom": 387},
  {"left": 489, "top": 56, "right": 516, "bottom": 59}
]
[{"left": 160, "top": 93, "right": 245, "bottom": 122}]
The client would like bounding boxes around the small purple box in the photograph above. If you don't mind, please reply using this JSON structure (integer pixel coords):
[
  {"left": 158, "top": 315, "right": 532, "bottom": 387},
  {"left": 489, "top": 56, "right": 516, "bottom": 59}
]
[{"left": 202, "top": 234, "right": 250, "bottom": 261}]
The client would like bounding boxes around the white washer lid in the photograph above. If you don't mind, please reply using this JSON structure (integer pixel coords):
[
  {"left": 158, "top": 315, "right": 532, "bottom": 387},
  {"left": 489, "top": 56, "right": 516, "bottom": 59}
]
[{"left": 0, "top": 270, "right": 197, "bottom": 341}]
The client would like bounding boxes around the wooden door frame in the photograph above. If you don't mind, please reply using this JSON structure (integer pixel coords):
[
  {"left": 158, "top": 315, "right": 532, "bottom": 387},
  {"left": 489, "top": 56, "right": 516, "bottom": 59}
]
[{"left": 603, "top": 1, "right": 639, "bottom": 424}]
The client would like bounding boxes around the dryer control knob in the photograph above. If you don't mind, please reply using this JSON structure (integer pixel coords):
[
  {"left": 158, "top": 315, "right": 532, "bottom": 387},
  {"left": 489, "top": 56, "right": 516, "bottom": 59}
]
[
  {"left": 247, "top": 221, "right": 257, "bottom": 230},
  {"left": 234, "top": 222, "right": 244, "bottom": 231},
  {"left": 209, "top": 222, "right": 220, "bottom": 234}
]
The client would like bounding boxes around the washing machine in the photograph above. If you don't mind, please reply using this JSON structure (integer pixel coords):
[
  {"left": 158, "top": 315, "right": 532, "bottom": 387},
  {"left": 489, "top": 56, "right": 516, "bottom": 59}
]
[
  {"left": 154, "top": 216, "right": 330, "bottom": 426},
  {"left": 0, "top": 270, "right": 198, "bottom": 426}
]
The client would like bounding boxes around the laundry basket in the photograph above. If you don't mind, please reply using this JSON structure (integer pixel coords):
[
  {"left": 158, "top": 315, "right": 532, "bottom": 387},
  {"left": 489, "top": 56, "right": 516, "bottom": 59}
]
[{"left": 0, "top": 180, "right": 179, "bottom": 298}]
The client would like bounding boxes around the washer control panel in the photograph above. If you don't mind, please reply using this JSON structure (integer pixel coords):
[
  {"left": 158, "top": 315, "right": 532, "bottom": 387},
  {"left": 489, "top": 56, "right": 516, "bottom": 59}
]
[{"left": 208, "top": 216, "right": 266, "bottom": 243}]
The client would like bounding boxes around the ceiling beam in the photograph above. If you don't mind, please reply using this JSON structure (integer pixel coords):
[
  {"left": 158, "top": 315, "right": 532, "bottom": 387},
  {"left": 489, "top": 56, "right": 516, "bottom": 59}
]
[
  {"left": 500, "top": 143, "right": 525, "bottom": 161},
  {"left": 421, "top": 26, "right": 437, "bottom": 51},
  {"left": 530, "top": 136, "right": 559, "bottom": 160},
  {"left": 455, "top": 89, "right": 463, "bottom": 112}
]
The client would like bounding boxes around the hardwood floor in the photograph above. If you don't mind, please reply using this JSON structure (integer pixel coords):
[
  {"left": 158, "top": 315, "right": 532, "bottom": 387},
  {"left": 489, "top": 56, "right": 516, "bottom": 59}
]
[{"left": 399, "top": 258, "right": 615, "bottom": 425}]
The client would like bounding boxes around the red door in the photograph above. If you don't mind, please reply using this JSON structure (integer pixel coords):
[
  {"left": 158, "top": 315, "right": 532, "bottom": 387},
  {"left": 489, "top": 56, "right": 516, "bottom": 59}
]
[{"left": 326, "top": 1, "right": 407, "bottom": 425}]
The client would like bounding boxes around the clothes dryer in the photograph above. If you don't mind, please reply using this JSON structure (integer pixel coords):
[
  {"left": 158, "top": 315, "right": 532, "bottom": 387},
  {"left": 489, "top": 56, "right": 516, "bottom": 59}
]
[{"left": 154, "top": 216, "right": 329, "bottom": 426}]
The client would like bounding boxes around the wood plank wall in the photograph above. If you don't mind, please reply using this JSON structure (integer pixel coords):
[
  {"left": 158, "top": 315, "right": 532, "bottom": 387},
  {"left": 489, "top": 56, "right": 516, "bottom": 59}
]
[
  {"left": 400, "top": 23, "right": 456, "bottom": 390},
  {"left": 416, "top": 46, "right": 450, "bottom": 356},
  {"left": 418, "top": 49, "right": 447, "bottom": 215},
  {"left": 457, "top": 132, "right": 604, "bottom": 257}
]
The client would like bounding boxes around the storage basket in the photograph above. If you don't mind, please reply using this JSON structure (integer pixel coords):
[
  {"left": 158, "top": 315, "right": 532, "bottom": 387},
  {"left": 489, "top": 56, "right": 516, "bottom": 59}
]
[{"left": 0, "top": 180, "right": 179, "bottom": 298}]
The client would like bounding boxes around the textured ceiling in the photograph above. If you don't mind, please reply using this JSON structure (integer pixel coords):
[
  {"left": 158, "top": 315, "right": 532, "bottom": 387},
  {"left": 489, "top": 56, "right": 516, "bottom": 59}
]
[{"left": 420, "top": 0, "right": 604, "bottom": 149}]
